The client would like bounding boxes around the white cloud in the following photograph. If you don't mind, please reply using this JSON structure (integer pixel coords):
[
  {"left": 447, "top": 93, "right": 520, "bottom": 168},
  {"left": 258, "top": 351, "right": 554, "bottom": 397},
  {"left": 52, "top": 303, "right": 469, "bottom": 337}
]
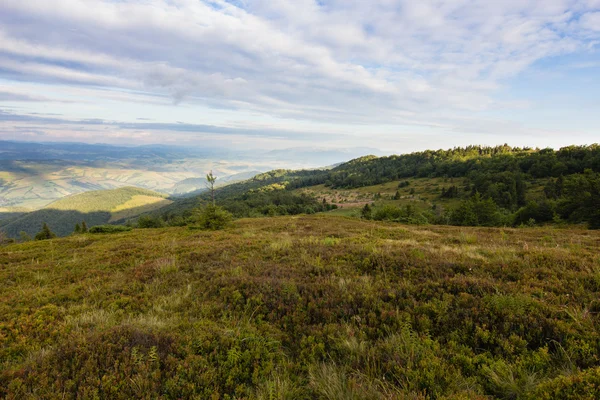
[
  {"left": 580, "top": 12, "right": 600, "bottom": 31},
  {"left": 0, "top": 0, "right": 599, "bottom": 148}
]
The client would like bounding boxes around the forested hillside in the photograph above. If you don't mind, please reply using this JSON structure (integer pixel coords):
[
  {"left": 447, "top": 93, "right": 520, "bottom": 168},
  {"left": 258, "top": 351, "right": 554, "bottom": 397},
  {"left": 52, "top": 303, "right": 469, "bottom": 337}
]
[
  {"left": 156, "top": 169, "right": 334, "bottom": 224},
  {"left": 156, "top": 144, "right": 600, "bottom": 229}
]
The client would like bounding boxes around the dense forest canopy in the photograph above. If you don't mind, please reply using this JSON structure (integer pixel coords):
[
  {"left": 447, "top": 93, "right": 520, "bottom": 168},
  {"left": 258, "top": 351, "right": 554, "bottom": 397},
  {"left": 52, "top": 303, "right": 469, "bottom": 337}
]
[{"left": 315, "top": 144, "right": 600, "bottom": 188}]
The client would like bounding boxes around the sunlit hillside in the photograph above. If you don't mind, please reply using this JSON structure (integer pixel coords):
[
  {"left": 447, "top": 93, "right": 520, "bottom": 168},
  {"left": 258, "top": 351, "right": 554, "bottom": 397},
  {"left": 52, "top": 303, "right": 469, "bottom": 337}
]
[{"left": 1, "top": 187, "right": 172, "bottom": 238}]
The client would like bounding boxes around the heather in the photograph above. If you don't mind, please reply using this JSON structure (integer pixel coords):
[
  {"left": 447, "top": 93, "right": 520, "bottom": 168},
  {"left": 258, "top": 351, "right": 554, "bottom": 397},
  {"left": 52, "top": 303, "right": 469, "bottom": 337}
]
[{"left": 2, "top": 216, "right": 600, "bottom": 399}]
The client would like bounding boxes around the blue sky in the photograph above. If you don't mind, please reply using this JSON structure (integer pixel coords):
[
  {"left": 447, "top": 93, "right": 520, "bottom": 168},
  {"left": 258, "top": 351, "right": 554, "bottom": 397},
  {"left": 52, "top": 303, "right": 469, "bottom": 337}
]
[{"left": 0, "top": 0, "right": 599, "bottom": 152}]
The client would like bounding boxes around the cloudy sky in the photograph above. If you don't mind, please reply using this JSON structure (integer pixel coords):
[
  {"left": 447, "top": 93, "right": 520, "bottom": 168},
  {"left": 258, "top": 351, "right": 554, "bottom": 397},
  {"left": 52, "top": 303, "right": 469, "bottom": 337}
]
[{"left": 1, "top": 0, "right": 599, "bottom": 152}]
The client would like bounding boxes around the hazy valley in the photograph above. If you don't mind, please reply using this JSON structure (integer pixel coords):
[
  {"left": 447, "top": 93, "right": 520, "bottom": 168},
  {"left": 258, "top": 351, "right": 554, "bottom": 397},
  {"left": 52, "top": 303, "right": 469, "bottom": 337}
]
[{"left": 0, "top": 141, "right": 380, "bottom": 211}]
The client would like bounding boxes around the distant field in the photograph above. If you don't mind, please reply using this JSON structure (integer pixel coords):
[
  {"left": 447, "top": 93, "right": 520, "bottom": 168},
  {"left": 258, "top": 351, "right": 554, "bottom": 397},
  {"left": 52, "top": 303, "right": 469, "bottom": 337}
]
[
  {"left": 299, "top": 178, "right": 466, "bottom": 206},
  {"left": 0, "top": 162, "right": 195, "bottom": 210},
  {"left": 297, "top": 178, "right": 467, "bottom": 220},
  {"left": 2, "top": 216, "right": 600, "bottom": 398},
  {"left": 46, "top": 187, "right": 169, "bottom": 213}
]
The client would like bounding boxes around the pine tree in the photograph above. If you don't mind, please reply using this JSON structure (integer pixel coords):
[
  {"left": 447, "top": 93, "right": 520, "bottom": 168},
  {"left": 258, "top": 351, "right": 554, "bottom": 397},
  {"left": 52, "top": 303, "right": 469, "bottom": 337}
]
[
  {"left": 35, "top": 223, "right": 57, "bottom": 241},
  {"left": 206, "top": 171, "right": 217, "bottom": 206},
  {"left": 394, "top": 190, "right": 401, "bottom": 200},
  {"left": 361, "top": 204, "right": 372, "bottom": 220},
  {"left": 74, "top": 223, "right": 81, "bottom": 234},
  {"left": 81, "top": 221, "right": 88, "bottom": 233}
]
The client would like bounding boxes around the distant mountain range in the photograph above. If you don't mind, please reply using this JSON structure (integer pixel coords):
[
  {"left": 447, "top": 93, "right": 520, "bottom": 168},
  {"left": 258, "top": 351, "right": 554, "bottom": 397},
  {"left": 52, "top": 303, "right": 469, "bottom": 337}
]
[
  {"left": 3, "top": 143, "right": 600, "bottom": 238},
  {"left": 0, "top": 140, "right": 384, "bottom": 210}
]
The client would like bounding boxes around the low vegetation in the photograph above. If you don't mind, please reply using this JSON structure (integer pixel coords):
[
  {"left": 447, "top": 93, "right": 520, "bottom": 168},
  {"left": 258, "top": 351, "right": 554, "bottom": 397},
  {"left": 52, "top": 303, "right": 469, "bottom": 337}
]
[
  {"left": 88, "top": 225, "right": 133, "bottom": 234},
  {"left": 190, "top": 204, "right": 233, "bottom": 230},
  {"left": 1, "top": 216, "right": 600, "bottom": 399}
]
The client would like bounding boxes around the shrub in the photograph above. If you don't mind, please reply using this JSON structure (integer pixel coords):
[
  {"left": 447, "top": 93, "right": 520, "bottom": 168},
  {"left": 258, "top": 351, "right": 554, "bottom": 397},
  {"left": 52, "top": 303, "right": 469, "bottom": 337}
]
[
  {"left": 529, "top": 367, "right": 600, "bottom": 400},
  {"left": 88, "top": 225, "right": 132, "bottom": 234},
  {"left": 19, "top": 231, "right": 32, "bottom": 242},
  {"left": 0, "top": 230, "right": 14, "bottom": 245},
  {"left": 450, "top": 193, "right": 505, "bottom": 227},
  {"left": 361, "top": 204, "right": 372, "bottom": 220},
  {"left": 137, "top": 215, "right": 165, "bottom": 229},
  {"left": 192, "top": 204, "right": 233, "bottom": 230},
  {"left": 35, "top": 223, "right": 57, "bottom": 240},
  {"left": 372, "top": 204, "right": 430, "bottom": 224}
]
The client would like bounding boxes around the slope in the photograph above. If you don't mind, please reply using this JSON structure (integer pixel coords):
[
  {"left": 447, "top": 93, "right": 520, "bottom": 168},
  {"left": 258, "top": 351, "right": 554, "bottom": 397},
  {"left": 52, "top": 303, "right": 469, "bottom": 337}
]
[
  {"left": 1, "top": 216, "right": 600, "bottom": 398},
  {"left": 157, "top": 168, "right": 330, "bottom": 218},
  {"left": 158, "top": 144, "right": 600, "bottom": 229},
  {"left": 1, "top": 186, "right": 172, "bottom": 237}
]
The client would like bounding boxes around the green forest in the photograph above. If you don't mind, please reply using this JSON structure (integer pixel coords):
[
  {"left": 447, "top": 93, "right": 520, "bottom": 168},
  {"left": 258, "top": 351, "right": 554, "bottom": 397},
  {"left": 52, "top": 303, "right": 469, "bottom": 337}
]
[{"left": 151, "top": 145, "right": 600, "bottom": 230}]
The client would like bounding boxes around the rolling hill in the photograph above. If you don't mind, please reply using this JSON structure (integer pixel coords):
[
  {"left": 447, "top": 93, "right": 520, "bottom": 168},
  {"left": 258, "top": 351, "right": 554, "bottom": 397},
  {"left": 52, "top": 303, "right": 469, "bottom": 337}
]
[
  {"left": 1, "top": 187, "right": 172, "bottom": 238},
  {"left": 0, "top": 141, "right": 386, "bottom": 210},
  {"left": 2, "top": 143, "right": 600, "bottom": 398}
]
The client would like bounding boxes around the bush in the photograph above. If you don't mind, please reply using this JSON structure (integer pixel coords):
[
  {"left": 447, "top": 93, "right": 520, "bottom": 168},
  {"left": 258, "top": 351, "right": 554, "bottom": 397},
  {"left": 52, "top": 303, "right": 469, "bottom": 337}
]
[
  {"left": 361, "top": 204, "right": 372, "bottom": 220},
  {"left": 35, "top": 223, "right": 57, "bottom": 240},
  {"left": 513, "top": 201, "right": 556, "bottom": 226},
  {"left": 19, "top": 231, "right": 32, "bottom": 242},
  {"left": 88, "top": 225, "right": 132, "bottom": 234},
  {"left": 450, "top": 193, "right": 506, "bottom": 227},
  {"left": 192, "top": 204, "right": 233, "bottom": 230},
  {"left": 529, "top": 367, "right": 600, "bottom": 400},
  {"left": 372, "top": 204, "right": 431, "bottom": 224},
  {"left": 0, "top": 230, "right": 15, "bottom": 245},
  {"left": 137, "top": 215, "right": 165, "bottom": 229}
]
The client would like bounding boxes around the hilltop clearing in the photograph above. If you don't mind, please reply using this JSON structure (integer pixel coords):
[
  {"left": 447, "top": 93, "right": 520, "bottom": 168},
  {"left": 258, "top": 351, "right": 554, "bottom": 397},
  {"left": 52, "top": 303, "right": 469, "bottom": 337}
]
[{"left": 1, "top": 216, "right": 600, "bottom": 398}]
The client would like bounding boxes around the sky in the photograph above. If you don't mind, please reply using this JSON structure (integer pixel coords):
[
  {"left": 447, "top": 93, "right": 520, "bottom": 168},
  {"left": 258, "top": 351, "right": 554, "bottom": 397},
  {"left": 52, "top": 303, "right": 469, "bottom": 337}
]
[{"left": 0, "top": 0, "right": 599, "bottom": 153}]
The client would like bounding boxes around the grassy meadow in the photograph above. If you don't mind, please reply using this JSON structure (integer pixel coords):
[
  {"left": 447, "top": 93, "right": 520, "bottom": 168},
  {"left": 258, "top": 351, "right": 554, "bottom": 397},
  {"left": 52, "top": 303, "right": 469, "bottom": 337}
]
[
  {"left": 296, "top": 178, "right": 468, "bottom": 215},
  {"left": 2, "top": 215, "right": 600, "bottom": 399},
  {"left": 297, "top": 177, "right": 550, "bottom": 212}
]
